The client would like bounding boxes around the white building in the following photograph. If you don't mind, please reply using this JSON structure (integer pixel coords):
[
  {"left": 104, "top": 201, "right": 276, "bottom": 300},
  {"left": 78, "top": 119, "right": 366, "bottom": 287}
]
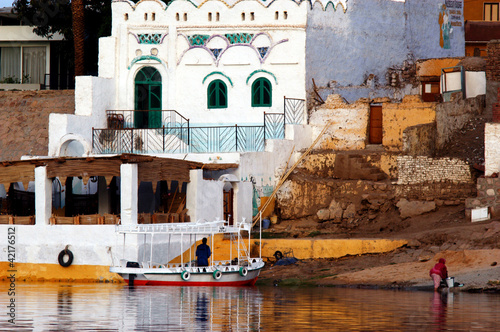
[
  {"left": 50, "top": 0, "right": 465, "bottom": 157},
  {"left": 0, "top": 0, "right": 467, "bottom": 281},
  {"left": 0, "top": 7, "right": 68, "bottom": 89}
]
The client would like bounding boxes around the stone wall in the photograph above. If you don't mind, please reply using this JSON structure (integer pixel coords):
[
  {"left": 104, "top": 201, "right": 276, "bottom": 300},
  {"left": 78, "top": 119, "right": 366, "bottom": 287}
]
[
  {"left": 484, "top": 122, "right": 500, "bottom": 176},
  {"left": 276, "top": 177, "right": 394, "bottom": 220},
  {"left": 435, "top": 94, "right": 485, "bottom": 149},
  {"left": 465, "top": 177, "right": 500, "bottom": 218},
  {"left": 276, "top": 175, "right": 474, "bottom": 221},
  {"left": 402, "top": 123, "right": 436, "bottom": 156},
  {"left": 0, "top": 90, "right": 75, "bottom": 161},
  {"left": 397, "top": 156, "right": 473, "bottom": 185}
]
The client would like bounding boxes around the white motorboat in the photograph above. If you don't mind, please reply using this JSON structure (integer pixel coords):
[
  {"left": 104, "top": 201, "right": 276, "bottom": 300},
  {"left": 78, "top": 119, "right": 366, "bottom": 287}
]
[{"left": 110, "top": 219, "right": 265, "bottom": 286}]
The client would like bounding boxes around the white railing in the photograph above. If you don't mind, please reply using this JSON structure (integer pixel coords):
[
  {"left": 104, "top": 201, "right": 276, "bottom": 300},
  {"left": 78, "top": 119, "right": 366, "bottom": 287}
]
[{"left": 116, "top": 219, "right": 251, "bottom": 235}]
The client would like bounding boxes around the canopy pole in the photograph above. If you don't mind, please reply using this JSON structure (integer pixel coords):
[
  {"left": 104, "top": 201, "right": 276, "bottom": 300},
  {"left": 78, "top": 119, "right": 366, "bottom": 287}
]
[
  {"left": 259, "top": 211, "right": 262, "bottom": 259},
  {"left": 150, "top": 233, "right": 154, "bottom": 267}
]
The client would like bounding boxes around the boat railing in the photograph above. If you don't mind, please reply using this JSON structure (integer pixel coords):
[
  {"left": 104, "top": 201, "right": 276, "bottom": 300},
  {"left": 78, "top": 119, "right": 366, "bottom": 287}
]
[
  {"left": 116, "top": 219, "right": 251, "bottom": 234},
  {"left": 137, "top": 259, "right": 260, "bottom": 271}
]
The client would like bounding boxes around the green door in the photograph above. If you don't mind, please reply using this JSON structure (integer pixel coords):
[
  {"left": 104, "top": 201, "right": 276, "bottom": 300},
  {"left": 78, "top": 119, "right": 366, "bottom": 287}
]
[{"left": 134, "top": 67, "right": 162, "bottom": 128}]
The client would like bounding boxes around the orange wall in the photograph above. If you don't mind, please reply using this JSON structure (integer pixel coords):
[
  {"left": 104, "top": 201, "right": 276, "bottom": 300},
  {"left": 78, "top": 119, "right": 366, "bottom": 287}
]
[
  {"left": 465, "top": 43, "right": 488, "bottom": 57},
  {"left": 465, "top": 0, "right": 491, "bottom": 21}
]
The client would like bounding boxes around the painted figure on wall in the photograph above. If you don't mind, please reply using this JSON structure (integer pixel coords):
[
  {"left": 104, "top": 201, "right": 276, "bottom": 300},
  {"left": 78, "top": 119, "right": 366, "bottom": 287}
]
[{"left": 439, "top": 4, "right": 452, "bottom": 49}]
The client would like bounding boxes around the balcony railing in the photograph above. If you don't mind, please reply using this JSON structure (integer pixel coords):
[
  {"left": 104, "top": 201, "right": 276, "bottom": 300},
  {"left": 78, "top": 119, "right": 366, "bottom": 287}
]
[
  {"left": 105, "top": 110, "right": 189, "bottom": 129},
  {"left": 92, "top": 98, "right": 305, "bottom": 154}
]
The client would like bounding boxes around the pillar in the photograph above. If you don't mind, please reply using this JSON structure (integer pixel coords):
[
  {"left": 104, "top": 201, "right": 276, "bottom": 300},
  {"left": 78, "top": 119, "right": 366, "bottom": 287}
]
[
  {"left": 120, "top": 163, "right": 138, "bottom": 225},
  {"left": 35, "top": 166, "right": 52, "bottom": 225}
]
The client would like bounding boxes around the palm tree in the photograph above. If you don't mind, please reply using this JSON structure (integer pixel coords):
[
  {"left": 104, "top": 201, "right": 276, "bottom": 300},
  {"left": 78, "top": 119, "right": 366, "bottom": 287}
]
[{"left": 72, "top": 0, "right": 85, "bottom": 76}]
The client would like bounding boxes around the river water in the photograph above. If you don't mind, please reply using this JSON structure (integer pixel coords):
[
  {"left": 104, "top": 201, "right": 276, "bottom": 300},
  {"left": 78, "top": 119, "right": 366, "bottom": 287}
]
[{"left": 1, "top": 283, "right": 499, "bottom": 331}]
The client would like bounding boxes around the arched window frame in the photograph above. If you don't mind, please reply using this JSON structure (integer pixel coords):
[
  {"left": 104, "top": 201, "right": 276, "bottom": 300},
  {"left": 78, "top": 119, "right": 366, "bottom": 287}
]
[
  {"left": 251, "top": 77, "right": 272, "bottom": 107},
  {"left": 207, "top": 79, "right": 228, "bottom": 109},
  {"left": 134, "top": 66, "right": 162, "bottom": 129}
]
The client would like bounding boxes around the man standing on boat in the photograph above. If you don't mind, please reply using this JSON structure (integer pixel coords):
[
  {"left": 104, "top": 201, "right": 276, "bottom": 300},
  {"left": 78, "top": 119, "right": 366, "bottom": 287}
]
[{"left": 196, "top": 238, "right": 211, "bottom": 267}]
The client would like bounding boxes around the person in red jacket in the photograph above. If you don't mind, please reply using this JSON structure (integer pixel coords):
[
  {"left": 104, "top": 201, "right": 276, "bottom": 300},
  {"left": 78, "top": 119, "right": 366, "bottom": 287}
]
[{"left": 430, "top": 258, "right": 448, "bottom": 291}]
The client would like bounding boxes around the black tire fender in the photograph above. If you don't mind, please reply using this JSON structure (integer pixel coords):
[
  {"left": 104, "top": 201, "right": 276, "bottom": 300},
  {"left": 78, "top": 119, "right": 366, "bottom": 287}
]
[
  {"left": 181, "top": 270, "right": 190, "bottom": 281},
  {"left": 213, "top": 270, "right": 222, "bottom": 280},
  {"left": 239, "top": 267, "right": 248, "bottom": 277},
  {"left": 58, "top": 249, "right": 74, "bottom": 267}
]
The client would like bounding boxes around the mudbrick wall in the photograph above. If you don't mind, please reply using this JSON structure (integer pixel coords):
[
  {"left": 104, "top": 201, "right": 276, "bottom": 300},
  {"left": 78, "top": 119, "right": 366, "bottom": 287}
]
[
  {"left": 435, "top": 94, "right": 485, "bottom": 149},
  {"left": 277, "top": 155, "right": 476, "bottom": 222},
  {"left": 276, "top": 176, "right": 394, "bottom": 220},
  {"left": 0, "top": 90, "right": 75, "bottom": 161},
  {"left": 402, "top": 123, "right": 436, "bottom": 156},
  {"left": 486, "top": 41, "right": 500, "bottom": 81}
]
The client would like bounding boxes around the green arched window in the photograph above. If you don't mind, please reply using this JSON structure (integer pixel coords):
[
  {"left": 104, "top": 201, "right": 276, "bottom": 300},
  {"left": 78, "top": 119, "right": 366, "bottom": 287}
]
[
  {"left": 135, "top": 67, "right": 162, "bottom": 128},
  {"left": 207, "top": 79, "right": 227, "bottom": 109},
  {"left": 251, "top": 77, "right": 272, "bottom": 107}
]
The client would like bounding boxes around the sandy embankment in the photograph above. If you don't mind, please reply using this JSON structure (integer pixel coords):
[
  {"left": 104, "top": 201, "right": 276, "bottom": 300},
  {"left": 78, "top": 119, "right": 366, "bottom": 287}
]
[{"left": 259, "top": 249, "right": 500, "bottom": 291}]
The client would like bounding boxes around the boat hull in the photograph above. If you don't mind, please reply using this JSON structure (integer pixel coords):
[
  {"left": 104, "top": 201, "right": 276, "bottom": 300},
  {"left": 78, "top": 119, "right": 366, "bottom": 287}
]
[{"left": 112, "top": 268, "right": 262, "bottom": 286}]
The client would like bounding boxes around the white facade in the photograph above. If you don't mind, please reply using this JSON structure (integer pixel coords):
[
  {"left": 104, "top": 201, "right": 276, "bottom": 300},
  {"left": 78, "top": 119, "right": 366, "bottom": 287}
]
[
  {"left": 97, "top": 0, "right": 310, "bottom": 126},
  {"left": 0, "top": 24, "right": 63, "bottom": 85}
]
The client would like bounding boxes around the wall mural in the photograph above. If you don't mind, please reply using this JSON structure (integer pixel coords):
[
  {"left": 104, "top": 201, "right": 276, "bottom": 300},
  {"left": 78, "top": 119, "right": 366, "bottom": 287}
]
[
  {"left": 245, "top": 175, "right": 274, "bottom": 216},
  {"left": 439, "top": 4, "right": 452, "bottom": 49},
  {"left": 439, "top": 0, "right": 463, "bottom": 49}
]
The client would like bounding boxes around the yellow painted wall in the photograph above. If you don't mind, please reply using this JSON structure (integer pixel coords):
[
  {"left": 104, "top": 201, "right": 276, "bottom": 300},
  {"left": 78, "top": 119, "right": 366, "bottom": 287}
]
[
  {"left": 0, "top": 262, "right": 123, "bottom": 283},
  {"left": 255, "top": 238, "right": 408, "bottom": 260},
  {"left": 382, "top": 95, "right": 436, "bottom": 152},
  {"left": 312, "top": 95, "right": 370, "bottom": 151},
  {"left": 1, "top": 237, "right": 407, "bottom": 282}
]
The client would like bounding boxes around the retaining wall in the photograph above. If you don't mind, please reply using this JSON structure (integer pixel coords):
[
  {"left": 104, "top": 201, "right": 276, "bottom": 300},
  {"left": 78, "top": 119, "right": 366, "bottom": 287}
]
[{"left": 0, "top": 90, "right": 75, "bottom": 161}]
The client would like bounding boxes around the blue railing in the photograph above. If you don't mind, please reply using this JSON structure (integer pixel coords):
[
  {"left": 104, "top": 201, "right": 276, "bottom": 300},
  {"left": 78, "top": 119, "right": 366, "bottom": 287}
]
[{"left": 92, "top": 98, "right": 305, "bottom": 154}]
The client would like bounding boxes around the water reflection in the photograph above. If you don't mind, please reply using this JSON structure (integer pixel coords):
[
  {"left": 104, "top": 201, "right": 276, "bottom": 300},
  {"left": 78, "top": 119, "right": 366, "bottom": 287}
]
[
  {"left": 431, "top": 291, "right": 448, "bottom": 330},
  {"left": 0, "top": 283, "right": 499, "bottom": 331}
]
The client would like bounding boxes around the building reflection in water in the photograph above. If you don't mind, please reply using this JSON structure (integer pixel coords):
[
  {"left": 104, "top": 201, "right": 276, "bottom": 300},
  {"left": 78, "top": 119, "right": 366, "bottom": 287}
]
[
  {"left": 124, "top": 286, "right": 263, "bottom": 331},
  {"left": 3, "top": 283, "right": 500, "bottom": 331}
]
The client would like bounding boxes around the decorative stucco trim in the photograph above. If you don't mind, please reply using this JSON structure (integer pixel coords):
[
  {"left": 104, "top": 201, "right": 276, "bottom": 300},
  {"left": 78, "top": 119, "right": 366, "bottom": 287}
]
[
  {"left": 309, "top": 0, "right": 347, "bottom": 12},
  {"left": 129, "top": 32, "right": 140, "bottom": 43},
  {"left": 177, "top": 32, "right": 288, "bottom": 66},
  {"left": 182, "top": 0, "right": 287, "bottom": 9},
  {"left": 160, "top": 33, "right": 169, "bottom": 44},
  {"left": 176, "top": 24, "right": 306, "bottom": 29},
  {"left": 246, "top": 70, "right": 278, "bottom": 85},
  {"left": 113, "top": 0, "right": 167, "bottom": 11},
  {"left": 129, "top": 32, "right": 168, "bottom": 44},
  {"left": 128, "top": 55, "right": 167, "bottom": 70},
  {"left": 202, "top": 71, "right": 234, "bottom": 87}
]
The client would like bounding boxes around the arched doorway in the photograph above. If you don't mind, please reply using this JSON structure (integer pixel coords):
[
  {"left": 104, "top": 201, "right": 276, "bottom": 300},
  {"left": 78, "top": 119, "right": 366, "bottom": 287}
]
[{"left": 134, "top": 67, "right": 162, "bottom": 129}]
